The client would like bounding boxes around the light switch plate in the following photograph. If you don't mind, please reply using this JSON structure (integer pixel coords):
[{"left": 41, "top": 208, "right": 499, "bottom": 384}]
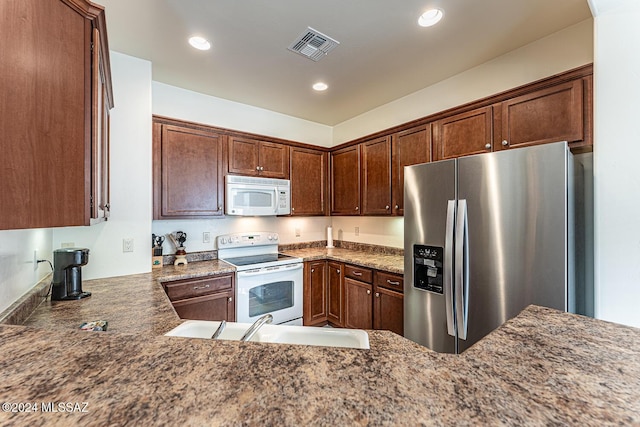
[
  {"left": 203, "top": 232, "right": 211, "bottom": 243},
  {"left": 123, "top": 238, "right": 134, "bottom": 253}
]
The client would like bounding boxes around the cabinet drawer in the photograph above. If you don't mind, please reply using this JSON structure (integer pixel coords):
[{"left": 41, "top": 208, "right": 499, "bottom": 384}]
[
  {"left": 344, "top": 265, "right": 373, "bottom": 283},
  {"left": 163, "top": 274, "right": 233, "bottom": 301},
  {"left": 374, "top": 271, "right": 404, "bottom": 293}
]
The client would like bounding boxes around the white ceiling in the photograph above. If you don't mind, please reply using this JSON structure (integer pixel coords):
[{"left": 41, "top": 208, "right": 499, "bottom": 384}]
[{"left": 95, "top": 0, "right": 592, "bottom": 126}]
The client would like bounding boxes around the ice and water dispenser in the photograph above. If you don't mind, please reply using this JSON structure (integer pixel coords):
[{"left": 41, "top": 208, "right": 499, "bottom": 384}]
[{"left": 413, "top": 245, "right": 444, "bottom": 294}]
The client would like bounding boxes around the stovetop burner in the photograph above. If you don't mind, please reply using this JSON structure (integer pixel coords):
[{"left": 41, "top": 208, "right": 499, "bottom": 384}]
[{"left": 222, "top": 253, "right": 297, "bottom": 267}]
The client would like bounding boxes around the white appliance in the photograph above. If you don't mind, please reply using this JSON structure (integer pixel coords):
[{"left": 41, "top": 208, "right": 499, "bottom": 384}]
[
  {"left": 217, "top": 232, "right": 303, "bottom": 325},
  {"left": 225, "top": 175, "right": 291, "bottom": 216}
]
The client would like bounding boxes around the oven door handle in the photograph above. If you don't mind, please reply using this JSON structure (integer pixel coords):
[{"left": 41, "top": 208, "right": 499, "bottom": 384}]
[{"left": 237, "top": 263, "right": 303, "bottom": 277}]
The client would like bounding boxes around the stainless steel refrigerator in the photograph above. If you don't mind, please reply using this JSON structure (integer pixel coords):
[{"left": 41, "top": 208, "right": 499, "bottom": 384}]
[{"left": 404, "top": 141, "right": 592, "bottom": 353}]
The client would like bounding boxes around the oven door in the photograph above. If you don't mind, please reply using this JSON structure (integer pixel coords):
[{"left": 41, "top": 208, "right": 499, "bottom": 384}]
[{"left": 236, "top": 263, "right": 303, "bottom": 325}]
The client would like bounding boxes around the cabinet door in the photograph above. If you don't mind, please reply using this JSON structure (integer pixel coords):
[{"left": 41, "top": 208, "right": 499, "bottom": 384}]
[
  {"left": 433, "top": 106, "right": 493, "bottom": 160},
  {"left": 155, "top": 124, "right": 224, "bottom": 218},
  {"left": 259, "top": 141, "right": 289, "bottom": 179},
  {"left": 331, "top": 145, "right": 361, "bottom": 215},
  {"left": 290, "top": 147, "right": 328, "bottom": 215},
  {"left": 392, "top": 125, "right": 431, "bottom": 216},
  {"left": 374, "top": 286, "right": 404, "bottom": 336},
  {"left": 344, "top": 278, "right": 373, "bottom": 330},
  {"left": 303, "top": 261, "right": 328, "bottom": 326},
  {"left": 361, "top": 136, "right": 392, "bottom": 215},
  {"left": 228, "top": 136, "right": 260, "bottom": 176},
  {"left": 172, "top": 290, "right": 235, "bottom": 322},
  {"left": 327, "top": 262, "right": 344, "bottom": 327},
  {"left": 497, "top": 80, "right": 584, "bottom": 151}
]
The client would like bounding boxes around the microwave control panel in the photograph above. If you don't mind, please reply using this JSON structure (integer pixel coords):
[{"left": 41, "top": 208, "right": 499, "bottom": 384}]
[{"left": 413, "top": 244, "right": 444, "bottom": 294}]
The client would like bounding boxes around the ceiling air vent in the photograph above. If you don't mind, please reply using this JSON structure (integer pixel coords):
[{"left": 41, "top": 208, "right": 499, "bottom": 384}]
[{"left": 287, "top": 27, "right": 340, "bottom": 62}]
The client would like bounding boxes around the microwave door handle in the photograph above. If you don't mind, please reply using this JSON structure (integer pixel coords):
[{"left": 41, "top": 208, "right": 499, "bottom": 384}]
[{"left": 274, "top": 187, "right": 279, "bottom": 214}]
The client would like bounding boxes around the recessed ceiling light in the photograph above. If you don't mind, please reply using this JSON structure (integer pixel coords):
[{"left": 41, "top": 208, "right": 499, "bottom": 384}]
[
  {"left": 313, "top": 82, "right": 328, "bottom": 91},
  {"left": 418, "top": 9, "right": 443, "bottom": 27},
  {"left": 188, "top": 36, "right": 211, "bottom": 51}
]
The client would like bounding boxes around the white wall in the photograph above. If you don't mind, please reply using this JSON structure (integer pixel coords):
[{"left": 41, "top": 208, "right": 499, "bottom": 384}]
[
  {"left": 0, "top": 229, "right": 52, "bottom": 314},
  {"left": 52, "top": 52, "right": 153, "bottom": 280},
  {"left": 152, "top": 82, "right": 333, "bottom": 147},
  {"left": 331, "top": 217, "right": 404, "bottom": 249},
  {"left": 333, "top": 19, "right": 594, "bottom": 144},
  {"left": 589, "top": 0, "right": 640, "bottom": 327}
]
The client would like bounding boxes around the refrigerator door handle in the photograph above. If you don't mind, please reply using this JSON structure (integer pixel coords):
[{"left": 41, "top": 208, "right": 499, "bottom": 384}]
[
  {"left": 455, "top": 199, "right": 469, "bottom": 340},
  {"left": 444, "top": 200, "right": 456, "bottom": 337}
]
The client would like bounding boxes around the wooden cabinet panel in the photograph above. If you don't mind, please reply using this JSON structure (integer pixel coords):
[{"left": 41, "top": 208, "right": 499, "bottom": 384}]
[
  {"left": 331, "top": 145, "right": 361, "bottom": 215},
  {"left": 373, "top": 286, "right": 403, "bottom": 336},
  {"left": 361, "top": 136, "right": 392, "bottom": 215},
  {"left": 303, "top": 261, "right": 328, "bottom": 326},
  {"left": 344, "top": 265, "right": 373, "bottom": 284},
  {"left": 0, "top": 0, "right": 112, "bottom": 230},
  {"left": 497, "top": 80, "right": 584, "bottom": 151},
  {"left": 228, "top": 136, "right": 289, "bottom": 178},
  {"left": 290, "top": 147, "right": 328, "bottom": 216},
  {"left": 164, "top": 275, "right": 233, "bottom": 301},
  {"left": 344, "top": 278, "right": 373, "bottom": 330},
  {"left": 374, "top": 271, "right": 404, "bottom": 294},
  {"left": 154, "top": 124, "right": 224, "bottom": 218},
  {"left": 327, "top": 261, "right": 344, "bottom": 327},
  {"left": 433, "top": 106, "right": 493, "bottom": 160},
  {"left": 392, "top": 125, "right": 431, "bottom": 216},
  {"left": 172, "top": 291, "right": 235, "bottom": 322}
]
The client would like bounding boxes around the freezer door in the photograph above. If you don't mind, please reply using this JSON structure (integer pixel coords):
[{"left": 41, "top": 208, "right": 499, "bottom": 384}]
[
  {"left": 456, "top": 141, "right": 569, "bottom": 352},
  {"left": 404, "top": 159, "right": 456, "bottom": 353}
]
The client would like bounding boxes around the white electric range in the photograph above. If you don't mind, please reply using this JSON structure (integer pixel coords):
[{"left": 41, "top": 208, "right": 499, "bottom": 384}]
[{"left": 217, "top": 232, "right": 303, "bottom": 325}]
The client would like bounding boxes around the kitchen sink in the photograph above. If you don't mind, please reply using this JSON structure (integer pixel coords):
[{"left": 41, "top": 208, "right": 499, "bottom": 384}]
[{"left": 164, "top": 320, "right": 369, "bottom": 349}]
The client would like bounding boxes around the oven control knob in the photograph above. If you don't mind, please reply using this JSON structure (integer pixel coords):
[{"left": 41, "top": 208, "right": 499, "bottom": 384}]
[
  {"left": 220, "top": 237, "right": 227, "bottom": 245},
  {"left": 272, "top": 234, "right": 278, "bottom": 241}
]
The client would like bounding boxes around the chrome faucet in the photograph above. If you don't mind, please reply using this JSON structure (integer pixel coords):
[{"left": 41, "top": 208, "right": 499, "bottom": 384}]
[
  {"left": 211, "top": 320, "right": 226, "bottom": 339},
  {"left": 240, "top": 314, "right": 273, "bottom": 342}
]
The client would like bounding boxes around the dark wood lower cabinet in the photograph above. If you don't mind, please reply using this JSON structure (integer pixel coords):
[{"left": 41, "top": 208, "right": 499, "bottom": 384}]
[
  {"left": 344, "top": 278, "right": 373, "bottom": 329},
  {"left": 303, "top": 260, "right": 328, "bottom": 326},
  {"left": 374, "top": 286, "right": 404, "bottom": 336},
  {"left": 162, "top": 274, "right": 235, "bottom": 322},
  {"left": 327, "top": 261, "right": 344, "bottom": 327}
]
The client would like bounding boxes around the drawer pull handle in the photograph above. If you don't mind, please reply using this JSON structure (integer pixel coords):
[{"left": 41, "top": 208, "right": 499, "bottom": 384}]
[
  {"left": 353, "top": 272, "right": 362, "bottom": 276},
  {"left": 386, "top": 280, "right": 400, "bottom": 286},
  {"left": 193, "top": 284, "right": 211, "bottom": 290}
]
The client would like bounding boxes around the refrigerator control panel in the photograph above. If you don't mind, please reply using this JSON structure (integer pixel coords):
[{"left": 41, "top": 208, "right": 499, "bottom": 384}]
[{"left": 413, "top": 245, "right": 444, "bottom": 294}]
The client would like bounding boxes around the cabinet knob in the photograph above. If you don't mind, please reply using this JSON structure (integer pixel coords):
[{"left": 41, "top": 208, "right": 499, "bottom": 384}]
[
  {"left": 337, "top": 269, "right": 341, "bottom": 274},
  {"left": 502, "top": 140, "right": 509, "bottom": 147},
  {"left": 375, "top": 292, "right": 380, "bottom": 298},
  {"left": 385, "top": 205, "right": 390, "bottom": 210},
  {"left": 228, "top": 297, "right": 233, "bottom": 302},
  {"left": 355, "top": 206, "right": 359, "bottom": 211},
  {"left": 311, "top": 268, "right": 315, "bottom": 273},
  {"left": 256, "top": 166, "right": 260, "bottom": 171},
  {"left": 395, "top": 205, "right": 399, "bottom": 209},
  {"left": 366, "top": 289, "right": 371, "bottom": 295},
  {"left": 260, "top": 166, "right": 265, "bottom": 171},
  {"left": 292, "top": 207, "right": 295, "bottom": 212},
  {"left": 485, "top": 143, "right": 491, "bottom": 150}
]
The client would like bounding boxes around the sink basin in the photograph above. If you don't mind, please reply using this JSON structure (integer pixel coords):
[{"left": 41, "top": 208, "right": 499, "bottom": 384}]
[{"left": 164, "top": 320, "right": 369, "bottom": 349}]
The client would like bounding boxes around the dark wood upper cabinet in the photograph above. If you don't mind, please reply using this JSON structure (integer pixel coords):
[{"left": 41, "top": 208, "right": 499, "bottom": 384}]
[
  {"left": 433, "top": 106, "right": 493, "bottom": 161},
  {"left": 228, "top": 136, "right": 289, "bottom": 179},
  {"left": 153, "top": 122, "right": 224, "bottom": 219},
  {"left": 331, "top": 145, "right": 361, "bottom": 215},
  {"left": 392, "top": 125, "right": 431, "bottom": 216},
  {"left": 361, "top": 136, "right": 392, "bottom": 215},
  {"left": 303, "top": 260, "right": 328, "bottom": 326},
  {"left": 290, "top": 146, "right": 328, "bottom": 216},
  {"left": 0, "top": 0, "right": 113, "bottom": 230},
  {"left": 496, "top": 79, "right": 585, "bottom": 151}
]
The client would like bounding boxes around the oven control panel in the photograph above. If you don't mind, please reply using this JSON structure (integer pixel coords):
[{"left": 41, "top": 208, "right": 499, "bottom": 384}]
[{"left": 217, "top": 232, "right": 279, "bottom": 248}]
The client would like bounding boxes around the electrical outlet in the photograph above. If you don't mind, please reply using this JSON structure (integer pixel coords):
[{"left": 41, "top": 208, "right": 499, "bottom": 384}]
[
  {"left": 295, "top": 228, "right": 301, "bottom": 237},
  {"left": 33, "top": 250, "right": 38, "bottom": 271},
  {"left": 123, "top": 238, "right": 134, "bottom": 253},
  {"left": 61, "top": 242, "right": 75, "bottom": 248},
  {"left": 203, "top": 232, "right": 211, "bottom": 244},
  {"left": 355, "top": 226, "right": 360, "bottom": 236}
]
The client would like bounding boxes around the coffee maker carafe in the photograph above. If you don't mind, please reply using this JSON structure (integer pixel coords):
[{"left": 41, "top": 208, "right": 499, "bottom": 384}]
[{"left": 52, "top": 248, "right": 91, "bottom": 301}]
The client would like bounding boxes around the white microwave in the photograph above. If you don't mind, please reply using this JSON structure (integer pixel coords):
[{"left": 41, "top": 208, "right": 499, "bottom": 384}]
[{"left": 225, "top": 175, "right": 291, "bottom": 216}]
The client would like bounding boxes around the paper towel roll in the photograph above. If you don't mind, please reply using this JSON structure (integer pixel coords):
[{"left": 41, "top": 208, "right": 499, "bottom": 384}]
[{"left": 326, "top": 226, "right": 334, "bottom": 248}]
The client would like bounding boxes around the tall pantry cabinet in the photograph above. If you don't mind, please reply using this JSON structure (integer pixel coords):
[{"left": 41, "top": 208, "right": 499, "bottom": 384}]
[{"left": 0, "top": 0, "right": 113, "bottom": 230}]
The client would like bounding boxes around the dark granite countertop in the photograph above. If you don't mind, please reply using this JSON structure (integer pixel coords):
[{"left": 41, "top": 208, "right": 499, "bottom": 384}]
[
  {"left": 282, "top": 247, "right": 404, "bottom": 274},
  {"left": 2, "top": 306, "right": 639, "bottom": 425}
]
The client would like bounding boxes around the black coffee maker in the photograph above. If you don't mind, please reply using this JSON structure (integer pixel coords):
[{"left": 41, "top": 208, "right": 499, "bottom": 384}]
[{"left": 52, "top": 248, "right": 91, "bottom": 301}]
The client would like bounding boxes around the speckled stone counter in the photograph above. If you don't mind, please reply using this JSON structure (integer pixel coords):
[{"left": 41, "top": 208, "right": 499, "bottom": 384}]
[
  {"left": 282, "top": 247, "right": 404, "bottom": 274},
  {"left": 21, "top": 260, "right": 235, "bottom": 334},
  {"left": 1, "top": 306, "right": 639, "bottom": 425}
]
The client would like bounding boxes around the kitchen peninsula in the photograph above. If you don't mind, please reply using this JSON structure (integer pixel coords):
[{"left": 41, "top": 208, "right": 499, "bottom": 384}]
[{"left": 1, "top": 256, "right": 639, "bottom": 425}]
